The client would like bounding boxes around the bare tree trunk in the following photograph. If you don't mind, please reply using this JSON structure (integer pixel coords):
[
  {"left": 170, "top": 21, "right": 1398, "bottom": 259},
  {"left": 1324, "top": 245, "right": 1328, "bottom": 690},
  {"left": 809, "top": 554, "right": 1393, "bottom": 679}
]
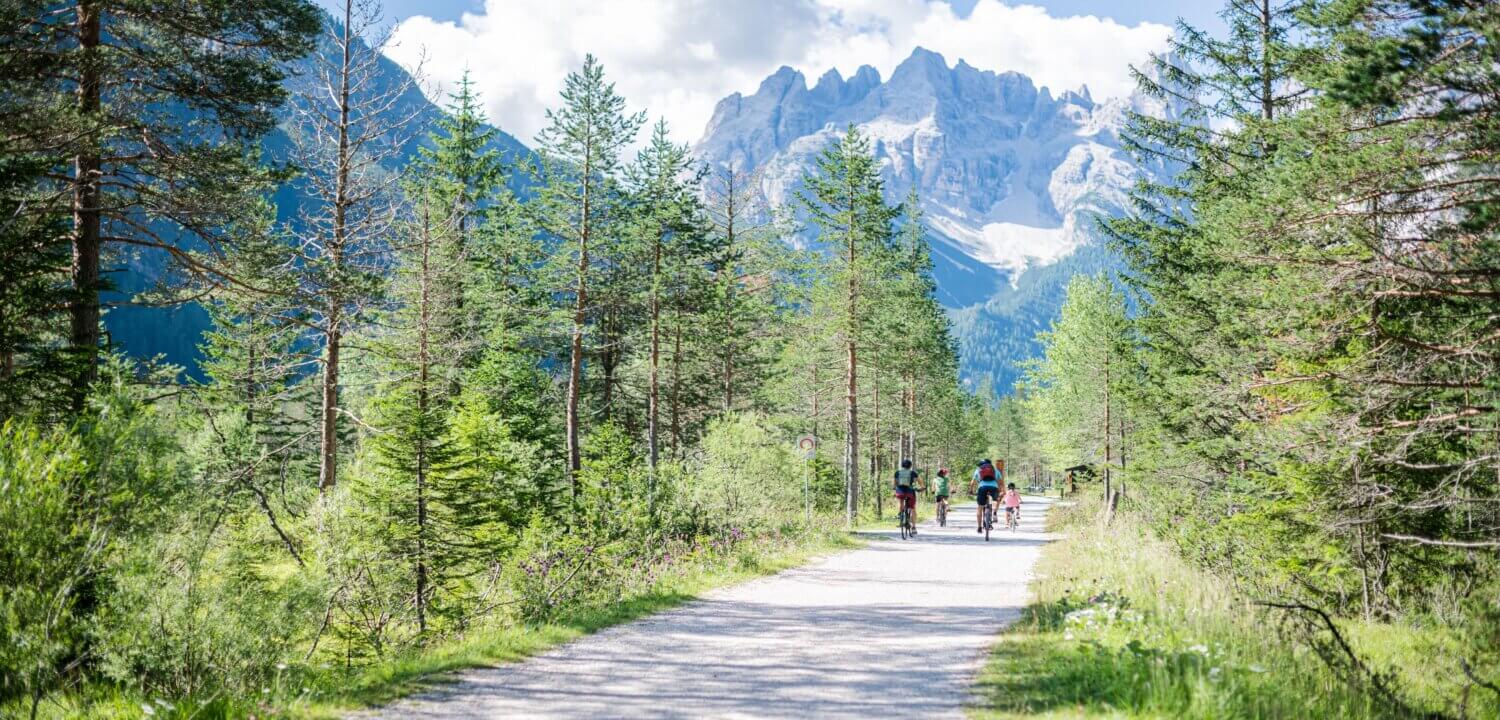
[
  {"left": 69, "top": 0, "right": 103, "bottom": 411},
  {"left": 1260, "top": 0, "right": 1274, "bottom": 121},
  {"left": 810, "top": 359, "right": 820, "bottom": 446},
  {"left": 722, "top": 175, "right": 737, "bottom": 413},
  {"left": 723, "top": 310, "right": 734, "bottom": 413},
  {"left": 1102, "top": 351, "right": 1115, "bottom": 520},
  {"left": 318, "top": 318, "right": 340, "bottom": 491},
  {"left": 319, "top": 0, "right": 357, "bottom": 492}
]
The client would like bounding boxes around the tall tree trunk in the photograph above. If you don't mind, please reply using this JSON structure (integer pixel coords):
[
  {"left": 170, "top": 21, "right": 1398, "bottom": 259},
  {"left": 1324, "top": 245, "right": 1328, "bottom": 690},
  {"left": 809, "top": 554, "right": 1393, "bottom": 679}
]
[
  {"left": 843, "top": 210, "right": 860, "bottom": 526},
  {"left": 722, "top": 181, "right": 737, "bottom": 413},
  {"left": 565, "top": 164, "right": 591, "bottom": 497},
  {"left": 722, "top": 308, "right": 734, "bottom": 413},
  {"left": 670, "top": 306, "right": 682, "bottom": 456},
  {"left": 319, "top": 0, "right": 356, "bottom": 492},
  {"left": 1102, "top": 351, "right": 1114, "bottom": 518},
  {"left": 1260, "top": 0, "right": 1274, "bottom": 121},
  {"left": 871, "top": 357, "right": 880, "bottom": 516},
  {"left": 647, "top": 230, "right": 662, "bottom": 487},
  {"left": 245, "top": 315, "right": 257, "bottom": 425},
  {"left": 318, "top": 318, "right": 341, "bottom": 492},
  {"left": 810, "top": 359, "right": 820, "bottom": 446},
  {"left": 69, "top": 0, "right": 103, "bottom": 410},
  {"left": 414, "top": 203, "right": 432, "bottom": 634}
]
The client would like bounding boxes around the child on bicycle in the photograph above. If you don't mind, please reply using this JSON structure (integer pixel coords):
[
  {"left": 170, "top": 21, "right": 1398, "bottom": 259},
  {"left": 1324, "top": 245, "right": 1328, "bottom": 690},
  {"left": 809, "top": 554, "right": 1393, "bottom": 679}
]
[
  {"left": 932, "top": 468, "right": 951, "bottom": 524},
  {"left": 1003, "top": 482, "right": 1022, "bottom": 529}
]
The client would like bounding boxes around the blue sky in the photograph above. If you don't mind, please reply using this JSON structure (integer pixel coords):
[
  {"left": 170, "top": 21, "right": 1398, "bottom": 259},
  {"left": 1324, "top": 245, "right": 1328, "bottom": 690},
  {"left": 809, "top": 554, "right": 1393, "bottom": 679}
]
[{"left": 325, "top": 1, "right": 1223, "bottom": 141}]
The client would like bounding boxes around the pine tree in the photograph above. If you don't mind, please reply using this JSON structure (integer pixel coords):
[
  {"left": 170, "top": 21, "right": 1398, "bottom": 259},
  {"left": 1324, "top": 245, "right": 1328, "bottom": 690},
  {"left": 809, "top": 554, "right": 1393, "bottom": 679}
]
[
  {"left": 799, "top": 127, "right": 898, "bottom": 525},
  {"left": 1, "top": 0, "right": 320, "bottom": 409},
  {"left": 532, "top": 54, "right": 644, "bottom": 496},
  {"left": 625, "top": 120, "right": 705, "bottom": 478},
  {"left": 0, "top": 150, "right": 70, "bottom": 421}
]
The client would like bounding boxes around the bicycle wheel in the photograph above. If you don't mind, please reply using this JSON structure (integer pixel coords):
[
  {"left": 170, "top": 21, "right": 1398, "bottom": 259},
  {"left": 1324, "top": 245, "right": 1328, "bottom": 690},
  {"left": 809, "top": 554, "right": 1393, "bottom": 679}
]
[
  {"left": 984, "top": 508, "right": 991, "bottom": 542},
  {"left": 899, "top": 509, "right": 909, "bottom": 540}
]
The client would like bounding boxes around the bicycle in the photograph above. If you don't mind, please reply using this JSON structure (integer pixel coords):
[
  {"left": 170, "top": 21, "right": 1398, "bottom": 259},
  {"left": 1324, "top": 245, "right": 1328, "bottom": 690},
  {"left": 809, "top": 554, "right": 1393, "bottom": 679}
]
[
  {"left": 983, "top": 503, "right": 995, "bottom": 541},
  {"left": 1006, "top": 506, "right": 1019, "bottom": 532},
  {"left": 898, "top": 504, "right": 915, "bottom": 540},
  {"left": 936, "top": 498, "right": 947, "bottom": 527}
]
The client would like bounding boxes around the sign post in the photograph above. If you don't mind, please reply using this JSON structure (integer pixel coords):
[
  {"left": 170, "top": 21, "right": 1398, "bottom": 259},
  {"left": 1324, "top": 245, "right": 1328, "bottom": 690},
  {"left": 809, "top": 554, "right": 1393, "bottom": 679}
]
[{"left": 798, "top": 436, "right": 817, "bottom": 525}]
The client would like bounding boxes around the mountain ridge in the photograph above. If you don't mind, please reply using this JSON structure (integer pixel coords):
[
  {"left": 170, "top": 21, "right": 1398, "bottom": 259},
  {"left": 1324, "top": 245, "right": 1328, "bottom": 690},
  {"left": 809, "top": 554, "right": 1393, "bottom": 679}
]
[{"left": 693, "top": 46, "right": 1169, "bottom": 387}]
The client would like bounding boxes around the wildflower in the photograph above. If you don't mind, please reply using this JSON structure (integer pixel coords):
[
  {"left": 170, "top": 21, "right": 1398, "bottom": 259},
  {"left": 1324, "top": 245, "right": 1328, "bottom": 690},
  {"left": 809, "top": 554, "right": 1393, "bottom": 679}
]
[
  {"left": 1248, "top": 664, "right": 1267, "bottom": 673},
  {"left": 142, "top": 704, "right": 156, "bottom": 716},
  {"left": 276, "top": 663, "right": 288, "bottom": 671}
]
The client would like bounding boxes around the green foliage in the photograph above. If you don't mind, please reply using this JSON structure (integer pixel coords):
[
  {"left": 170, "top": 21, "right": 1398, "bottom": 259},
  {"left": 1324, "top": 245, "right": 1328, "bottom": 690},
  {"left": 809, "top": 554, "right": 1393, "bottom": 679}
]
[
  {"left": 685, "top": 413, "right": 802, "bottom": 532},
  {"left": 93, "top": 520, "right": 325, "bottom": 700},
  {"left": 976, "top": 499, "right": 1491, "bottom": 719},
  {"left": 0, "top": 373, "right": 179, "bottom": 711}
]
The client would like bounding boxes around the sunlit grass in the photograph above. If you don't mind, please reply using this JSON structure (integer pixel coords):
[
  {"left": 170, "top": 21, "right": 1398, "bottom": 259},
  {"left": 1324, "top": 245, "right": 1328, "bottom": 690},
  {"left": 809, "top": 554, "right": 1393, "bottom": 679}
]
[{"left": 969, "top": 497, "right": 1489, "bottom": 719}]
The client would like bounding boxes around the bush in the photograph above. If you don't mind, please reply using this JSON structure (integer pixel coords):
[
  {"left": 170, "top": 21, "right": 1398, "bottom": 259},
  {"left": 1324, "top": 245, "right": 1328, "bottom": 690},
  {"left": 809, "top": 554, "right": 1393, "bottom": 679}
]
[
  {"left": 0, "top": 380, "right": 179, "bottom": 714},
  {"left": 93, "top": 519, "right": 325, "bottom": 700},
  {"left": 504, "top": 516, "right": 623, "bottom": 623},
  {"left": 681, "top": 413, "right": 802, "bottom": 533}
]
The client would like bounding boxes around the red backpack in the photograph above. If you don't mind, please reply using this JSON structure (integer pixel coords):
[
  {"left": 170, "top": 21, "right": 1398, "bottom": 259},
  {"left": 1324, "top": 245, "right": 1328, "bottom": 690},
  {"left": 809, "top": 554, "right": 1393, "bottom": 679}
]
[{"left": 979, "top": 464, "right": 997, "bottom": 481}]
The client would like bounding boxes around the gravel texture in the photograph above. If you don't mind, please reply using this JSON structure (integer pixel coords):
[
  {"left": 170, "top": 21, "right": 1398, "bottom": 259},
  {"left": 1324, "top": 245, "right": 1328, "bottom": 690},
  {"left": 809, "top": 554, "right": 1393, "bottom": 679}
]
[{"left": 360, "top": 496, "right": 1056, "bottom": 719}]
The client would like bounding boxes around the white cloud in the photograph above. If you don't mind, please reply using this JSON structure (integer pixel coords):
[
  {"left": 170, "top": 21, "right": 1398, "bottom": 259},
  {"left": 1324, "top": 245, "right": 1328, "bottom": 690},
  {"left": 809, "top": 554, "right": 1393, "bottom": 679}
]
[{"left": 385, "top": 0, "right": 1171, "bottom": 147}]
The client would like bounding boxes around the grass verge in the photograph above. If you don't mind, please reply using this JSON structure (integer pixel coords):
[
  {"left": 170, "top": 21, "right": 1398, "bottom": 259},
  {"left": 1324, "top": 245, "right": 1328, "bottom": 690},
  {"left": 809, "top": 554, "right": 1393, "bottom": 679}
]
[{"left": 969, "top": 497, "right": 1491, "bottom": 719}]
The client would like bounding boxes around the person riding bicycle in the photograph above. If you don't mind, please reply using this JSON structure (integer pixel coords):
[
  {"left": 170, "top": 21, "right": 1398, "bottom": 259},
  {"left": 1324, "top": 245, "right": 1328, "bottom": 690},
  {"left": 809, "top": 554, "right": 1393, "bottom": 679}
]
[
  {"left": 893, "top": 459, "right": 922, "bottom": 536},
  {"left": 932, "top": 468, "right": 951, "bottom": 519},
  {"left": 971, "top": 459, "right": 1002, "bottom": 533},
  {"left": 1003, "top": 482, "right": 1022, "bottom": 529}
]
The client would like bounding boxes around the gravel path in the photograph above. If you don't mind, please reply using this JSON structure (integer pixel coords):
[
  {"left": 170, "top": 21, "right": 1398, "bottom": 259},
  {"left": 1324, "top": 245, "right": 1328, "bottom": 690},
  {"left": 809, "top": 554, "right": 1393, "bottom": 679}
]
[{"left": 361, "top": 496, "right": 1057, "bottom": 719}]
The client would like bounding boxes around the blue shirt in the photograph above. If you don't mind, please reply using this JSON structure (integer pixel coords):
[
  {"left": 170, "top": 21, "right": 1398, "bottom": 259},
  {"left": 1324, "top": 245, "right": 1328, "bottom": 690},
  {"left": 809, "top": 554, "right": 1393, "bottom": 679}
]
[{"left": 973, "top": 467, "right": 1001, "bottom": 488}]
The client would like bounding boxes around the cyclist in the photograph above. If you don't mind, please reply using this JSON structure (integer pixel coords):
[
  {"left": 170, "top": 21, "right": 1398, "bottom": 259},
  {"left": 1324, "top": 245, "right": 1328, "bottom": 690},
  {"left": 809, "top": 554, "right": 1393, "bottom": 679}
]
[
  {"left": 1003, "top": 482, "right": 1022, "bottom": 529},
  {"left": 971, "top": 459, "right": 1001, "bottom": 533},
  {"left": 932, "top": 468, "right": 951, "bottom": 524},
  {"left": 893, "top": 459, "right": 922, "bottom": 536}
]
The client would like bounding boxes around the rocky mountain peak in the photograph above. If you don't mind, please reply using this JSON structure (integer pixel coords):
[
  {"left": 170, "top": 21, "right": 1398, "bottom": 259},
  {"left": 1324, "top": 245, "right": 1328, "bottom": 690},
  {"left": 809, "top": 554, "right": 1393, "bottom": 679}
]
[{"left": 694, "top": 47, "right": 1175, "bottom": 385}]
